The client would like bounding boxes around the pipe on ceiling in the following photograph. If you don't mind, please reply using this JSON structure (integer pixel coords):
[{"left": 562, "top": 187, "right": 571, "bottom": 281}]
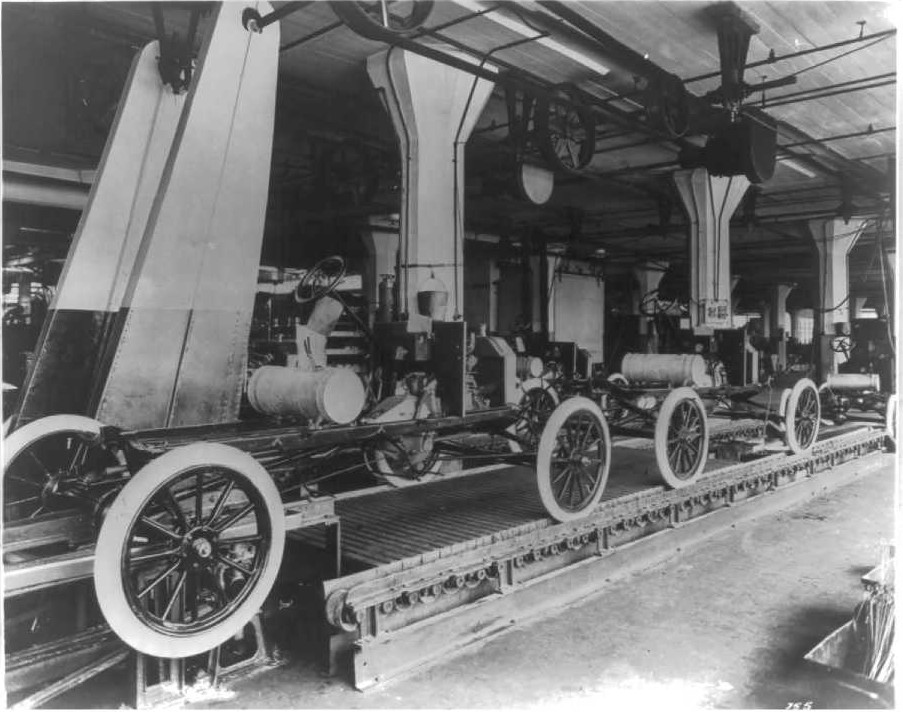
[{"left": 3, "top": 176, "right": 88, "bottom": 211}]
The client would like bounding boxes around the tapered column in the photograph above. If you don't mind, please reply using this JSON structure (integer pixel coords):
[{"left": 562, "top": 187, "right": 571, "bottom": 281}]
[
  {"left": 14, "top": 41, "right": 186, "bottom": 426},
  {"left": 94, "top": 2, "right": 279, "bottom": 429},
  {"left": 367, "top": 48, "right": 495, "bottom": 321},
  {"left": 769, "top": 283, "right": 794, "bottom": 370},
  {"left": 673, "top": 168, "right": 749, "bottom": 330},
  {"left": 808, "top": 218, "right": 866, "bottom": 378},
  {"left": 770, "top": 283, "right": 794, "bottom": 335}
]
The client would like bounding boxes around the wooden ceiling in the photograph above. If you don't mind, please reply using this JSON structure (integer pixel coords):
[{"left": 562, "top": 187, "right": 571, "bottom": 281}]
[{"left": 2, "top": 1, "right": 897, "bottom": 305}]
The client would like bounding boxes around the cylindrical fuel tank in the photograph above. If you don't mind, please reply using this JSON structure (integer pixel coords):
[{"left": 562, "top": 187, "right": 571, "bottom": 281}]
[
  {"left": 620, "top": 353, "right": 707, "bottom": 386},
  {"left": 516, "top": 355, "right": 544, "bottom": 380},
  {"left": 247, "top": 366, "right": 365, "bottom": 424},
  {"left": 824, "top": 373, "right": 880, "bottom": 392}
]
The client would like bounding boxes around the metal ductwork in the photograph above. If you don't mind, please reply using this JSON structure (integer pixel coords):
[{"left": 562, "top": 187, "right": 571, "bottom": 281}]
[{"left": 3, "top": 175, "right": 89, "bottom": 211}]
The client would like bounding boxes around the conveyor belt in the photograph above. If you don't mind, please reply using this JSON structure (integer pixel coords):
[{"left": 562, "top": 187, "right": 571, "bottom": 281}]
[
  {"left": 298, "top": 419, "right": 864, "bottom": 569},
  {"left": 317, "top": 424, "right": 888, "bottom": 691}
]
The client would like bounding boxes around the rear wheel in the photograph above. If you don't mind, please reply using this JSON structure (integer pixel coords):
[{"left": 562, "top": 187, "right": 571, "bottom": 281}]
[
  {"left": 536, "top": 397, "right": 610, "bottom": 522},
  {"left": 363, "top": 434, "right": 440, "bottom": 487},
  {"left": 94, "top": 443, "right": 285, "bottom": 658},
  {"left": 784, "top": 378, "right": 820, "bottom": 454},
  {"left": 3, "top": 414, "right": 125, "bottom": 524},
  {"left": 507, "top": 381, "right": 559, "bottom": 453},
  {"left": 654, "top": 388, "right": 709, "bottom": 488}
]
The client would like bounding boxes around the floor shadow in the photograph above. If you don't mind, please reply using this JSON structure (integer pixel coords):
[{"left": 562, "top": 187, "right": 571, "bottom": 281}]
[{"left": 738, "top": 605, "right": 892, "bottom": 709}]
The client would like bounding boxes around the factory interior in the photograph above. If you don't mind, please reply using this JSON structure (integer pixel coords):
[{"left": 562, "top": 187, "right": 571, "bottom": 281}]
[{"left": 1, "top": 1, "right": 898, "bottom": 708}]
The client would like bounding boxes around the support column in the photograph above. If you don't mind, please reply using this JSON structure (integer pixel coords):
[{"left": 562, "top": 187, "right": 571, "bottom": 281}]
[
  {"left": 632, "top": 261, "right": 668, "bottom": 352},
  {"left": 769, "top": 283, "right": 795, "bottom": 370},
  {"left": 361, "top": 226, "right": 399, "bottom": 326},
  {"left": 730, "top": 275, "right": 742, "bottom": 327},
  {"left": 15, "top": 41, "right": 186, "bottom": 426},
  {"left": 673, "top": 168, "right": 749, "bottom": 330},
  {"left": 808, "top": 218, "right": 867, "bottom": 378},
  {"left": 94, "top": 2, "right": 279, "bottom": 429},
  {"left": 759, "top": 300, "right": 772, "bottom": 338},
  {"left": 367, "top": 49, "right": 495, "bottom": 321}
]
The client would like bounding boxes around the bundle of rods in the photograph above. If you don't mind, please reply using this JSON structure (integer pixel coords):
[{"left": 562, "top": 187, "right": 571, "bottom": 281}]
[{"left": 849, "top": 553, "right": 895, "bottom": 684}]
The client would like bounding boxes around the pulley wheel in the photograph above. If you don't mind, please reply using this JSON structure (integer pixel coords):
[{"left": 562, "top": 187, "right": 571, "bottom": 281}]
[
  {"left": 536, "top": 397, "right": 610, "bottom": 522},
  {"left": 94, "top": 443, "right": 285, "bottom": 658},
  {"left": 330, "top": 1, "right": 434, "bottom": 41},
  {"left": 535, "top": 87, "right": 596, "bottom": 173}
]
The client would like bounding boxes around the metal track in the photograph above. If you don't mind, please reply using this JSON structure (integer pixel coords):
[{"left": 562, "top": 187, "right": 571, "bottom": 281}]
[{"left": 318, "top": 427, "right": 888, "bottom": 689}]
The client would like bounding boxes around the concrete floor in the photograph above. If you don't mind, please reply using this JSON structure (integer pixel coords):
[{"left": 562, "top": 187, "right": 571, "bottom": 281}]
[{"left": 187, "top": 452, "right": 896, "bottom": 710}]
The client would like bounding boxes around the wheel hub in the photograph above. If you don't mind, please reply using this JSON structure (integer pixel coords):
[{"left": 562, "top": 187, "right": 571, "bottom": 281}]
[{"left": 185, "top": 527, "right": 218, "bottom": 564}]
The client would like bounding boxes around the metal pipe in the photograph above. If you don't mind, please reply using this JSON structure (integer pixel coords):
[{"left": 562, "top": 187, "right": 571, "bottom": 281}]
[
  {"left": 780, "top": 125, "right": 895, "bottom": 150},
  {"left": 762, "top": 78, "right": 895, "bottom": 109},
  {"left": 3, "top": 176, "right": 88, "bottom": 210},
  {"left": 765, "top": 72, "right": 894, "bottom": 103},
  {"left": 684, "top": 29, "right": 897, "bottom": 84}
]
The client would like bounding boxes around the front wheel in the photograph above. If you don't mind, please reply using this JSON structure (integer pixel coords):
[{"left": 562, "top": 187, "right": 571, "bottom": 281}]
[
  {"left": 535, "top": 397, "right": 610, "bottom": 522},
  {"left": 94, "top": 443, "right": 285, "bottom": 658},
  {"left": 654, "top": 387, "right": 709, "bottom": 488},
  {"left": 784, "top": 378, "right": 820, "bottom": 454}
]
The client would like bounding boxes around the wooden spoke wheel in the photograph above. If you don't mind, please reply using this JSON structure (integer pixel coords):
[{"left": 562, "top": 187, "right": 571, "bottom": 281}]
[
  {"left": 536, "top": 397, "right": 611, "bottom": 522},
  {"left": 601, "top": 373, "right": 629, "bottom": 422},
  {"left": 535, "top": 89, "right": 596, "bottom": 173},
  {"left": 3, "top": 414, "right": 125, "bottom": 524},
  {"left": 330, "top": 0, "right": 434, "bottom": 41},
  {"left": 294, "top": 255, "right": 346, "bottom": 304},
  {"left": 363, "top": 434, "right": 440, "bottom": 487},
  {"left": 885, "top": 394, "right": 896, "bottom": 450},
  {"left": 654, "top": 387, "right": 709, "bottom": 488},
  {"left": 94, "top": 443, "right": 285, "bottom": 658},
  {"left": 784, "top": 378, "right": 820, "bottom": 455},
  {"left": 507, "top": 380, "right": 559, "bottom": 453}
]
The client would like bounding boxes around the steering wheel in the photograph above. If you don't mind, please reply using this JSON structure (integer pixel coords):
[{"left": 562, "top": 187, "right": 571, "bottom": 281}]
[
  {"left": 831, "top": 336, "right": 853, "bottom": 355},
  {"left": 294, "top": 256, "right": 347, "bottom": 305}
]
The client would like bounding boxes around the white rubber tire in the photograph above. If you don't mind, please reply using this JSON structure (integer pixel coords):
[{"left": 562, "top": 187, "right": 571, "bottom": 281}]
[
  {"left": 784, "top": 378, "right": 820, "bottom": 455},
  {"left": 886, "top": 394, "right": 897, "bottom": 448},
  {"left": 777, "top": 387, "right": 792, "bottom": 418},
  {"left": 507, "top": 380, "right": 560, "bottom": 454},
  {"left": 536, "top": 397, "right": 611, "bottom": 523},
  {"left": 4, "top": 414, "right": 104, "bottom": 472},
  {"left": 654, "top": 387, "right": 709, "bottom": 489},
  {"left": 94, "top": 442, "right": 285, "bottom": 659}
]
